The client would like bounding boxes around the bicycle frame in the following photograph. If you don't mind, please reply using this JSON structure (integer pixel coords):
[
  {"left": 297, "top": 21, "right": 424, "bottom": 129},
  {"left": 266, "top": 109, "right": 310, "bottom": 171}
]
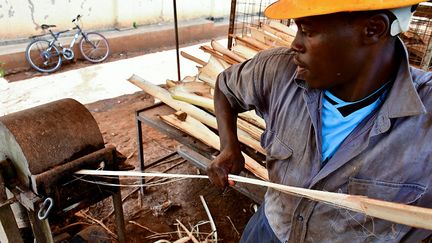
[
  {"left": 45, "top": 19, "right": 94, "bottom": 55},
  {"left": 46, "top": 28, "right": 79, "bottom": 50}
]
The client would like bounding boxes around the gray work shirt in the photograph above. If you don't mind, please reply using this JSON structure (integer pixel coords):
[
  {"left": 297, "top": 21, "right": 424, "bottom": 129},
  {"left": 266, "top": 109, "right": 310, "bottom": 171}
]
[{"left": 217, "top": 39, "right": 432, "bottom": 242}]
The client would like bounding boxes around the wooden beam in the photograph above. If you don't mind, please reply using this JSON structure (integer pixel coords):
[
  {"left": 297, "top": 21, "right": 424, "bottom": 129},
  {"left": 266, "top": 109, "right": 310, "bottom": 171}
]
[
  {"left": 211, "top": 40, "right": 247, "bottom": 63},
  {"left": 180, "top": 51, "right": 207, "bottom": 66},
  {"left": 128, "top": 74, "right": 266, "bottom": 155},
  {"left": 160, "top": 113, "right": 268, "bottom": 180}
]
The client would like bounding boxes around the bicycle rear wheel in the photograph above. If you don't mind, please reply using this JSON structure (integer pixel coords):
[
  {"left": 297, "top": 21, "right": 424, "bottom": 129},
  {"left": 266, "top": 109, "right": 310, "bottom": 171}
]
[
  {"left": 79, "top": 32, "right": 110, "bottom": 63},
  {"left": 25, "top": 39, "right": 62, "bottom": 73}
]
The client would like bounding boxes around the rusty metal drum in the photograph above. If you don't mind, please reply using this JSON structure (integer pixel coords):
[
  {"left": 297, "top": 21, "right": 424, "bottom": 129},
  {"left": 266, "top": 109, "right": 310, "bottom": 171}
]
[{"left": 0, "top": 98, "right": 104, "bottom": 189}]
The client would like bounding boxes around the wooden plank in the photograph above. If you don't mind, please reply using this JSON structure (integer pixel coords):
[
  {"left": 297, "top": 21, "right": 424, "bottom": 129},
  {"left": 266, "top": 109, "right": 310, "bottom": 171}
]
[
  {"left": 159, "top": 113, "right": 268, "bottom": 180},
  {"left": 28, "top": 210, "right": 53, "bottom": 243},
  {"left": 249, "top": 26, "right": 291, "bottom": 47},
  {"left": 242, "top": 36, "right": 272, "bottom": 50},
  {"left": 136, "top": 103, "right": 215, "bottom": 155},
  {"left": 129, "top": 75, "right": 265, "bottom": 155},
  {"left": 268, "top": 20, "right": 297, "bottom": 37},
  {"left": 0, "top": 205, "right": 23, "bottom": 243},
  {"left": 232, "top": 44, "right": 258, "bottom": 59},
  {"left": 180, "top": 51, "right": 207, "bottom": 66},
  {"left": 262, "top": 24, "right": 295, "bottom": 43},
  {"left": 211, "top": 40, "right": 247, "bottom": 63},
  {"left": 199, "top": 45, "right": 238, "bottom": 65}
]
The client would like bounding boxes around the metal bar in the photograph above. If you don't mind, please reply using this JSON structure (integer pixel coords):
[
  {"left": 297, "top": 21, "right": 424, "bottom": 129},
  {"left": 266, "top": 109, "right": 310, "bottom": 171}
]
[
  {"left": 144, "top": 151, "right": 178, "bottom": 170},
  {"left": 136, "top": 105, "right": 214, "bottom": 154},
  {"left": 135, "top": 111, "right": 145, "bottom": 197},
  {"left": 31, "top": 146, "right": 115, "bottom": 195},
  {"left": 173, "top": 0, "right": 181, "bottom": 81},
  {"left": 112, "top": 187, "right": 126, "bottom": 243},
  {"left": 135, "top": 102, "right": 166, "bottom": 200},
  {"left": 227, "top": 0, "right": 237, "bottom": 49}
]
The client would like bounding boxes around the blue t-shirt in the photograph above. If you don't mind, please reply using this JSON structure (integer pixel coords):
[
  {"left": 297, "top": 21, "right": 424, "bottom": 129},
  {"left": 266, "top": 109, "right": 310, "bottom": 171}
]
[{"left": 321, "top": 85, "right": 389, "bottom": 163}]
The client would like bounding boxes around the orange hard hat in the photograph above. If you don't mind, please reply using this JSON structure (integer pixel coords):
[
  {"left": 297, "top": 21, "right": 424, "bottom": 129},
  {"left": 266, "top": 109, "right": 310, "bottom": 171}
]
[{"left": 264, "top": 0, "right": 426, "bottom": 19}]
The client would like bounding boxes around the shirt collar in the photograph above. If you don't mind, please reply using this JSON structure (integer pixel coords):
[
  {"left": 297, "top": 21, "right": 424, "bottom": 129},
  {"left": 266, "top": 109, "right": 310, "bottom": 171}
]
[
  {"left": 382, "top": 37, "right": 426, "bottom": 119},
  {"left": 294, "top": 37, "right": 426, "bottom": 119}
]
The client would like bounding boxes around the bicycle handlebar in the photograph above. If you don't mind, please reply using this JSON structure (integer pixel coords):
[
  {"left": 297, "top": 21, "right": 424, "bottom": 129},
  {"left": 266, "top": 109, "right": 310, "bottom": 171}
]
[{"left": 72, "top": 14, "right": 81, "bottom": 23}]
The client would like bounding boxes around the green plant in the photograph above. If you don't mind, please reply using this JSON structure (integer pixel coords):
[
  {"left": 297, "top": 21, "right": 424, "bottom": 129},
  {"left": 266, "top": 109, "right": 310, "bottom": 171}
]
[
  {"left": 0, "top": 62, "right": 5, "bottom": 78},
  {"left": 132, "top": 21, "right": 137, "bottom": 29}
]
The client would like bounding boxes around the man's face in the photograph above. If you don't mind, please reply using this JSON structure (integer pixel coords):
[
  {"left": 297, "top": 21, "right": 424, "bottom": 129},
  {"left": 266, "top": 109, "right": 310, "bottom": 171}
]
[{"left": 292, "top": 13, "right": 366, "bottom": 91}]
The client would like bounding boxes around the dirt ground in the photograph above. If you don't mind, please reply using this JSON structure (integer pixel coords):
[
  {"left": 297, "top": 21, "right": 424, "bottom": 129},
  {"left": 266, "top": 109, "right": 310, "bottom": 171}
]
[{"left": 54, "top": 91, "right": 257, "bottom": 242}]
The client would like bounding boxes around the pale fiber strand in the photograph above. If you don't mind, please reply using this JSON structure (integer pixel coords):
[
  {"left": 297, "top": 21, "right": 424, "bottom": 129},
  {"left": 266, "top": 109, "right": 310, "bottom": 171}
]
[
  {"left": 75, "top": 169, "right": 432, "bottom": 231},
  {"left": 199, "top": 195, "right": 217, "bottom": 241}
]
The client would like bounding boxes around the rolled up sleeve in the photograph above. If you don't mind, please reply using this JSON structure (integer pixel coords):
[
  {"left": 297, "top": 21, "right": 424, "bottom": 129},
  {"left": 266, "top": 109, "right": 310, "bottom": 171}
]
[{"left": 217, "top": 54, "right": 268, "bottom": 115}]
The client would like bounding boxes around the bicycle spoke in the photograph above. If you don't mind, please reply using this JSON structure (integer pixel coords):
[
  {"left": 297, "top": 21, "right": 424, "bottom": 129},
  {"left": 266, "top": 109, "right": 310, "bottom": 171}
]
[
  {"left": 26, "top": 39, "right": 62, "bottom": 72},
  {"left": 80, "top": 33, "right": 109, "bottom": 62}
]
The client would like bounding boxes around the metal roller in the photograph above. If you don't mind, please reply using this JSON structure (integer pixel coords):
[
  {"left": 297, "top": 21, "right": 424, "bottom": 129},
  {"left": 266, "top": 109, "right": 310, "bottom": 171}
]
[
  {"left": 0, "top": 99, "right": 127, "bottom": 243},
  {"left": 0, "top": 98, "right": 104, "bottom": 191}
]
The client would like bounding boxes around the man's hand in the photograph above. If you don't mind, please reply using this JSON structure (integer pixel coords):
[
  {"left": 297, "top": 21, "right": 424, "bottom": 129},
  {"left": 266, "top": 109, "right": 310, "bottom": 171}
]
[{"left": 207, "top": 148, "right": 245, "bottom": 188}]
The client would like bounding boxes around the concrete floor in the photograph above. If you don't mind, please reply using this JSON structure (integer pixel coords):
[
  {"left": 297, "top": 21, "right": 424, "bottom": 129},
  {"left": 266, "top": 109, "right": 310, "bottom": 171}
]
[{"left": 0, "top": 39, "right": 226, "bottom": 116}]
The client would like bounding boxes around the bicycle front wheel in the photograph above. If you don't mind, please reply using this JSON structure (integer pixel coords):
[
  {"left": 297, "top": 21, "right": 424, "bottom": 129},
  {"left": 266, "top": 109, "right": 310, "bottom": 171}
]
[
  {"left": 25, "top": 39, "right": 62, "bottom": 73},
  {"left": 79, "top": 32, "right": 110, "bottom": 63}
]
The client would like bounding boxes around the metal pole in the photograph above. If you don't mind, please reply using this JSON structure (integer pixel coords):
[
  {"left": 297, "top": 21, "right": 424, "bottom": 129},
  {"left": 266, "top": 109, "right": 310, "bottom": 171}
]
[
  {"left": 227, "top": 0, "right": 237, "bottom": 50},
  {"left": 135, "top": 112, "right": 145, "bottom": 201},
  {"left": 173, "top": 0, "right": 181, "bottom": 81}
]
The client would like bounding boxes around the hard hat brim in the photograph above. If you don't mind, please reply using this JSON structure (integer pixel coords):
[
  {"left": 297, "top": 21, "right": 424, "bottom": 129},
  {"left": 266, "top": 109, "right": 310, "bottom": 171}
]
[{"left": 264, "top": 0, "right": 425, "bottom": 19}]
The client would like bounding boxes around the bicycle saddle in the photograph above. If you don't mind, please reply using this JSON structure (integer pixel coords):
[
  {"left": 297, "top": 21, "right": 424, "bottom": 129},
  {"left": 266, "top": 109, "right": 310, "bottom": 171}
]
[{"left": 41, "top": 24, "right": 56, "bottom": 30}]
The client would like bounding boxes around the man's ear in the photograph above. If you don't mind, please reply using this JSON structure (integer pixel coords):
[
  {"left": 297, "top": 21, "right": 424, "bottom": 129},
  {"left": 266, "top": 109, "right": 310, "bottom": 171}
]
[{"left": 362, "top": 13, "right": 391, "bottom": 44}]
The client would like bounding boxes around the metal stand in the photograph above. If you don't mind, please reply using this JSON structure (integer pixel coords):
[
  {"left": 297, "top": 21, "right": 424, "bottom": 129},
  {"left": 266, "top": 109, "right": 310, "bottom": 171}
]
[
  {"left": 134, "top": 103, "right": 265, "bottom": 204},
  {"left": 173, "top": 0, "right": 181, "bottom": 81},
  {"left": 135, "top": 110, "right": 146, "bottom": 198},
  {"left": 228, "top": 0, "right": 237, "bottom": 49},
  {"left": 135, "top": 105, "right": 152, "bottom": 205}
]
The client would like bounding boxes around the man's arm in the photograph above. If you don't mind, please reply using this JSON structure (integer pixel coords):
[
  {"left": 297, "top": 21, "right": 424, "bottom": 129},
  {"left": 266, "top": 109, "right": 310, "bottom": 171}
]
[{"left": 207, "top": 79, "right": 245, "bottom": 188}]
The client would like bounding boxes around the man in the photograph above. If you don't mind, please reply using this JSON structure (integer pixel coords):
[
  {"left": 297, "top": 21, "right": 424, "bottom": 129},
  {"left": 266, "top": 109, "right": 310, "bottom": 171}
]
[{"left": 207, "top": 0, "right": 432, "bottom": 242}]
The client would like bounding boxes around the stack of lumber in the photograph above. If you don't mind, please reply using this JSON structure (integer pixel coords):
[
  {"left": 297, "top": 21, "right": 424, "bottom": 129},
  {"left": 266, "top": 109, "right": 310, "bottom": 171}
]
[
  {"left": 401, "top": 31, "right": 428, "bottom": 63},
  {"left": 403, "top": 3, "right": 432, "bottom": 67},
  {"left": 128, "top": 21, "right": 297, "bottom": 181}
]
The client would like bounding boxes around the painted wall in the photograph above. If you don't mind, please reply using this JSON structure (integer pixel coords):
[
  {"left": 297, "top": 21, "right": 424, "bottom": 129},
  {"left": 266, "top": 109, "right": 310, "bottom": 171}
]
[{"left": 0, "top": 0, "right": 232, "bottom": 40}]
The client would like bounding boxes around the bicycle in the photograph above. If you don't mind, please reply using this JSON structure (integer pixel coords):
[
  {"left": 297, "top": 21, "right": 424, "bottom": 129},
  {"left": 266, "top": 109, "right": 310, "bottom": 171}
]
[{"left": 25, "top": 14, "right": 110, "bottom": 73}]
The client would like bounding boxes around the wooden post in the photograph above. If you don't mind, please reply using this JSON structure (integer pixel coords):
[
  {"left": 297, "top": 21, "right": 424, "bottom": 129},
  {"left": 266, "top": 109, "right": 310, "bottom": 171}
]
[
  {"left": 112, "top": 188, "right": 126, "bottom": 243},
  {"left": 0, "top": 205, "right": 23, "bottom": 243},
  {"left": 0, "top": 173, "right": 23, "bottom": 243},
  {"left": 27, "top": 210, "right": 53, "bottom": 243}
]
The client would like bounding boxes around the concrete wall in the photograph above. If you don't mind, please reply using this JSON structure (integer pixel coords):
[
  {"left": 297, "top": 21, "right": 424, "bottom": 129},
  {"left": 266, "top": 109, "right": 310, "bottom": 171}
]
[{"left": 0, "top": 0, "right": 231, "bottom": 40}]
